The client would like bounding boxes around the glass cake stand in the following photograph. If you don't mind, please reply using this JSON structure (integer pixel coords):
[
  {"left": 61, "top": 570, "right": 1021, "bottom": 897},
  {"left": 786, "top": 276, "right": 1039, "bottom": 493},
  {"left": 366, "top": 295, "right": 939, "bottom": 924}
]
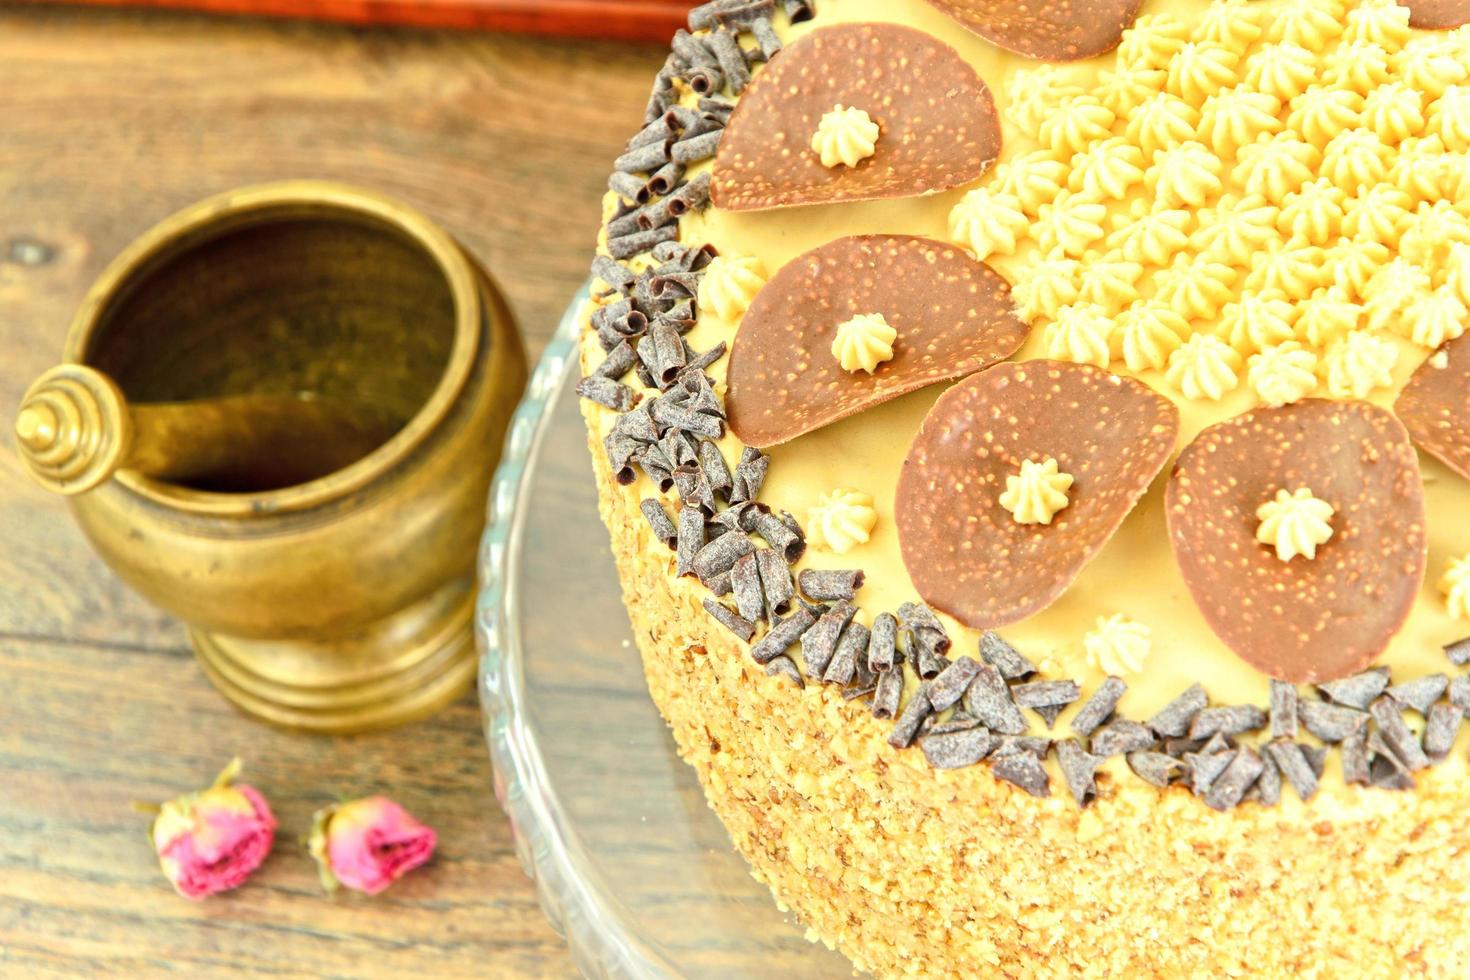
[{"left": 477, "top": 289, "right": 854, "bottom": 979}]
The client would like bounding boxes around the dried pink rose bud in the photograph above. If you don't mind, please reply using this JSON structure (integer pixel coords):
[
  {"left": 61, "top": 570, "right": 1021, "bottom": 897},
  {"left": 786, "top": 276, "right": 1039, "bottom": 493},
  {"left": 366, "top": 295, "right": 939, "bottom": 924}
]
[
  {"left": 146, "top": 758, "right": 276, "bottom": 899},
  {"left": 308, "top": 796, "right": 437, "bottom": 895}
]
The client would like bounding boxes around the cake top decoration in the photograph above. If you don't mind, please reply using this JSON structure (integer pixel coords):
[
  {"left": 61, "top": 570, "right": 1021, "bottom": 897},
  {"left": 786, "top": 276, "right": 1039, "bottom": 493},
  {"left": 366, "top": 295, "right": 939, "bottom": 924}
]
[
  {"left": 711, "top": 23, "right": 1002, "bottom": 211},
  {"left": 896, "top": 360, "right": 1179, "bottom": 629},
  {"left": 1166, "top": 400, "right": 1427, "bottom": 683},
  {"left": 1396, "top": 331, "right": 1470, "bottom": 480},
  {"left": 920, "top": 0, "right": 1146, "bottom": 62},
  {"left": 724, "top": 235, "right": 1027, "bottom": 447},
  {"left": 1400, "top": 0, "right": 1470, "bottom": 30}
]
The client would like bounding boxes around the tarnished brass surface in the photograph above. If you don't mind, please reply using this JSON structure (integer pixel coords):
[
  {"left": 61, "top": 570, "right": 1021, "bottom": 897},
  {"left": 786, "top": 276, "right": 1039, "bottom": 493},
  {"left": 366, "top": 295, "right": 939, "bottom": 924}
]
[{"left": 14, "top": 181, "right": 528, "bottom": 732}]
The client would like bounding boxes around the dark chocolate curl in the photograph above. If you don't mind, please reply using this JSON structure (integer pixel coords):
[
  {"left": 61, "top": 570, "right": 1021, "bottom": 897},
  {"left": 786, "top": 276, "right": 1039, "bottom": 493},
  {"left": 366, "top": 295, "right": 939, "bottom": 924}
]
[
  {"left": 1370, "top": 697, "right": 1430, "bottom": 772},
  {"left": 751, "top": 550, "right": 792, "bottom": 620},
  {"left": 688, "top": 0, "right": 775, "bottom": 29},
  {"left": 887, "top": 690, "right": 933, "bottom": 748},
  {"left": 594, "top": 341, "right": 637, "bottom": 382},
  {"left": 671, "top": 29, "right": 719, "bottom": 68},
  {"left": 1056, "top": 739, "right": 1101, "bottom": 807},
  {"left": 604, "top": 434, "right": 639, "bottom": 486},
  {"left": 708, "top": 29, "right": 751, "bottom": 94},
  {"left": 1128, "top": 751, "right": 1184, "bottom": 788},
  {"left": 673, "top": 131, "right": 723, "bottom": 165},
  {"left": 1387, "top": 674, "right": 1448, "bottom": 716},
  {"left": 824, "top": 620, "right": 870, "bottom": 686},
  {"left": 1269, "top": 680, "right": 1298, "bottom": 739},
  {"left": 590, "top": 255, "right": 636, "bottom": 296},
  {"left": 1264, "top": 741, "right": 1319, "bottom": 802},
  {"left": 963, "top": 663, "right": 1027, "bottom": 736},
  {"left": 651, "top": 396, "right": 724, "bottom": 438},
  {"left": 926, "top": 656, "right": 982, "bottom": 713},
  {"left": 782, "top": 0, "right": 815, "bottom": 21},
  {"left": 1070, "top": 676, "right": 1125, "bottom": 738},
  {"left": 685, "top": 65, "right": 724, "bottom": 96},
  {"left": 751, "top": 17, "right": 782, "bottom": 59},
  {"left": 697, "top": 442, "right": 732, "bottom": 501},
  {"left": 614, "top": 139, "right": 673, "bottom": 175},
  {"left": 867, "top": 612, "right": 898, "bottom": 673},
  {"left": 668, "top": 173, "right": 715, "bottom": 220},
  {"left": 1446, "top": 637, "right": 1470, "bottom": 666},
  {"left": 699, "top": 97, "right": 736, "bottom": 122},
  {"left": 730, "top": 448, "right": 770, "bottom": 504},
  {"left": 1090, "top": 719, "right": 1156, "bottom": 757},
  {"left": 704, "top": 598, "right": 756, "bottom": 643},
  {"left": 797, "top": 568, "right": 865, "bottom": 602},
  {"left": 648, "top": 318, "right": 687, "bottom": 387},
  {"left": 639, "top": 498, "right": 678, "bottom": 549},
  {"left": 1188, "top": 705, "right": 1267, "bottom": 741},
  {"left": 692, "top": 530, "right": 755, "bottom": 584},
  {"left": 1204, "top": 748, "right": 1265, "bottom": 811},
  {"left": 731, "top": 553, "right": 765, "bottom": 623},
  {"left": 686, "top": 342, "right": 729, "bottom": 375},
  {"left": 591, "top": 298, "right": 646, "bottom": 338},
  {"left": 872, "top": 667, "right": 903, "bottom": 720},
  {"left": 608, "top": 170, "right": 646, "bottom": 203},
  {"left": 675, "top": 505, "right": 705, "bottom": 577},
  {"left": 627, "top": 115, "right": 677, "bottom": 151},
  {"left": 801, "top": 601, "right": 854, "bottom": 677},
  {"left": 1148, "top": 683, "right": 1207, "bottom": 738},
  {"left": 921, "top": 727, "right": 995, "bottom": 770},
  {"left": 750, "top": 510, "right": 804, "bottom": 562},
  {"left": 750, "top": 606, "right": 816, "bottom": 665},
  {"left": 1297, "top": 699, "right": 1367, "bottom": 742},
  {"left": 576, "top": 375, "right": 639, "bottom": 412},
  {"left": 608, "top": 225, "right": 679, "bottom": 261},
  {"left": 1423, "top": 703, "right": 1463, "bottom": 761},
  {"left": 645, "top": 161, "right": 686, "bottom": 198},
  {"left": 991, "top": 750, "right": 1050, "bottom": 798},
  {"left": 978, "top": 631, "right": 1036, "bottom": 680}
]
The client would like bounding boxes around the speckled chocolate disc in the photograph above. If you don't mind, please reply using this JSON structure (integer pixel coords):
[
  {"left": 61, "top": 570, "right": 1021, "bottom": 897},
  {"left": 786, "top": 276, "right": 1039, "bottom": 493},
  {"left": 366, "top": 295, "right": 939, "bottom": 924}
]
[
  {"left": 725, "top": 235, "right": 1028, "bottom": 448},
  {"left": 1396, "top": 334, "right": 1470, "bottom": 481},
  {"left": 1399, "top": 0, "right": 1470, "bottom": 29},
  {"left": 1167, "top": 400, "right": 1427, "bottom": 685},
  {"left": 711, "top": 23, "right": 1001, "bottom": 212},
  {"left": 921, "top": 0, "right": 1145, "bottom": 61},
  {"left": 895, "top": 361, "right": 1178, "bottom": 629}
]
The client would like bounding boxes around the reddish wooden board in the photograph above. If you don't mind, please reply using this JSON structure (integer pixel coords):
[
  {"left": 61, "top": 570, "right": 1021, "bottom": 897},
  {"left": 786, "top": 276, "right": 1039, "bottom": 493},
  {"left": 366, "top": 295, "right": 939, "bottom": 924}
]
[{"left": 25, "top": 0, "right": 695, "bottom": 42}]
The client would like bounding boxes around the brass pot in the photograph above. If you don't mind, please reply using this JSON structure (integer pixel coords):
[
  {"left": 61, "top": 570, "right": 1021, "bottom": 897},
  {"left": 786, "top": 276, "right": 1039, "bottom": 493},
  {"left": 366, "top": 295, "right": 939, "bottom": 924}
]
[{"left": 14, "top": 181, "right": 527, "bottom": 733}]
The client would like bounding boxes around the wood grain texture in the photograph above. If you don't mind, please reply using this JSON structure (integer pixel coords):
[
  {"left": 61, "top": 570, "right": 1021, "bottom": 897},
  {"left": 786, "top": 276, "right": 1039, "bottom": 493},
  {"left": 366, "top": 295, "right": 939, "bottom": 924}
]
[
  {"left": 0, "top": 7, "right": 663, "bottom": 975},
  {"left": 27, "top": 0, "right": 695, "bottom": 43}
]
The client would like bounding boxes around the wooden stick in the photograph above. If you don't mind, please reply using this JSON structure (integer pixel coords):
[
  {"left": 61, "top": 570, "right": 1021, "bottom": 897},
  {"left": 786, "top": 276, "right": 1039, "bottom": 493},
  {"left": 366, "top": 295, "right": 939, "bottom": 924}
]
[{"left": 22, "top": 0, "right": 696, "bottom": 43}]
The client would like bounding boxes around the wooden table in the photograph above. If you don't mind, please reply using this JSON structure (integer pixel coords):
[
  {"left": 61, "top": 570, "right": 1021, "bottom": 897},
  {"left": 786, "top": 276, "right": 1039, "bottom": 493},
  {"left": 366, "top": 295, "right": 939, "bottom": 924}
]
[{"left": 0, "top": 8, "right": 665, "bottom": 975}]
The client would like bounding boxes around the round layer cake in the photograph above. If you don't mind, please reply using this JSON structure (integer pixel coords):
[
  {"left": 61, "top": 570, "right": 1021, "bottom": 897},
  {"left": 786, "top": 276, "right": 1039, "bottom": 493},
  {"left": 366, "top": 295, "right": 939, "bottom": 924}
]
[{"left": 577, "top": 0, "right": 1470, "bottom": 974}]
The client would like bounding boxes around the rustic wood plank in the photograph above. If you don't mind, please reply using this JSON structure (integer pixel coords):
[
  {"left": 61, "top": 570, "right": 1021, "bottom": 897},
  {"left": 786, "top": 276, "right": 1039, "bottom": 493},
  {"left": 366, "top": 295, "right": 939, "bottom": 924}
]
[{"left": 0, "top": 7, "right": 664, "bottom": 974}]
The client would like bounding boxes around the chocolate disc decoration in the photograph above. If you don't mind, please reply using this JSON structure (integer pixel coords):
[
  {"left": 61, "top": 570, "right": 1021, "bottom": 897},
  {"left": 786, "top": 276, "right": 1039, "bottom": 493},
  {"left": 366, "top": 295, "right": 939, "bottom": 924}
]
[
  {"left": 1396, "top": 333, "right": 1470, "bottom": 482},
  {"left": 895, "top": 361, "right": 1178, "bottom": 629},
  {"left": 725, "top": 235, "right": 1028, "bottom": 448},
  {"left": 1166, "top": 400, "right": 1427, "bottom": 685},
  {"left": 921, "top": 0, "right": 1145, "bottom": 61},
  {"left": 711, "top": 23, "right": 1001, "bottom": 212},
  {"left": 1398, "top": 0, "right": 1470, "bottom": 29}
]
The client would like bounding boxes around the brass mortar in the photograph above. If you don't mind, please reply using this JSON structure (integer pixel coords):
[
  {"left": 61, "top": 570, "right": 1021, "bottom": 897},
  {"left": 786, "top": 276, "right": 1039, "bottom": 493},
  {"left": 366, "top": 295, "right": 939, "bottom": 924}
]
[{"left": 15, "top": 181, "right": 527, "bottom": 733}]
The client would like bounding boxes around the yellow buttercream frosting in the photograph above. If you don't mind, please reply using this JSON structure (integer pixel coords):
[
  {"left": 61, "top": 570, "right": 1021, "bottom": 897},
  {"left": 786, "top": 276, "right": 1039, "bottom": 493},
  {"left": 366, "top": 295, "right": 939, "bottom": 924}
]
[
  {"left": 1200, "top": 87, "right": 1284, "bottom": 153},
  {"left": 1128, "top": 92, "right": 1201, "bottom": 157},
  {"left": 1327, "top": 38, "right": 1394, "bottom": 94},
  {"left": 1277, "top": 177, "right": 1346, "bottom": 243},
  {"left": 1044, "top": 303, "right": 1114, "bottom": 368},
  {"left": 1256, "top": 487, "right": 1335, "bottom": 561},
  {"left": 1166, "top": 333, "right": 1242, "bottom": 400},
  {"left": 1148, "top": 140, "right": 1225, "bottom": 207},
  {"left": 1248, "top": 340, "right": 1319, "bottom": 406},
  {"left": 1167, "top": 41, "right": 1241, "bottom": 105},
  {"left": 1199, "top": 0, "right": 1264, "bottom": 48},
  {"left": 1343, "top": 0, "right": 1412, "bottom": 51},
  {"left": 1273, "top": 2, "right": 1344, "bottom": 49},
  {"left": 1297, "top": 286, "right": 1364, "bottom": 346},
  {"left": 1071, "top": 138, "right": 1147, "bottom": 200},
  {"left": 1117, "top": 13, "right": 1192, "bottom": 72},
  {"left": 1234, "top": 133, "right": 1319, "bottom": 203},
  {"left": 1288, "top": 85, "right": 1364, "bottom": 149},
  {"left": 1158, "top": 253, "right": 1238, "bottom": 319},
  {"left": 947, "top": 188, "right": 1029, "bottom": 262},
  {"left": 806, "top": 488, "right": 878, "bottom": 556},
  {"left": 1245, "top": 41, "right": 1317, "bottom": 100},
  {"left": 811, "top": 104, "right": 879, "bottom": 169},
  {"left": 1013, "top": 252, "right": 1083, "bottom": 323},
  {"left": 1323, "top": 329, "right": 1398, "bottom": 398},
  {"left": 999, "top": 457, "right": 1074, "bottom": 527},
  {"left": 1042, "top": 96, "right": 1117, "bottom": 156},
  {"left": 697, "top": 254, "right": 767, "bottom": 323},
  {"left": 1342, "top": 182, "right": 1412, "bottom": 244},
  {"left": 1084, "top": 615, "right": 1153, "bottom": 676},
  {"left": 1117, "top": 302, "right": 1188, "bottom": 371},
  {"left": 1442, "top": 554, "right": 1470, "bottom": 621},
  {"left": 1407, "top": 288, "right": 1469, "bottom": 350},
  {"left": 1364, "top": 256, "right": 1432, "bottom": 332},
  {"left": 992, "top": 151, "right": 1070, "bottom": 214},
  {"left": 1362, "top": 81, "right": 1425, "bottom": 143},
  {"left": 1036, "top": 196, "right": 1109, "bottom": 257},
  {"left": 1222, "top": 291, "right": 1296, "bottom": 354},
  {"left": 831, "top": 313, "right": 897, "bottom": 374}
]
